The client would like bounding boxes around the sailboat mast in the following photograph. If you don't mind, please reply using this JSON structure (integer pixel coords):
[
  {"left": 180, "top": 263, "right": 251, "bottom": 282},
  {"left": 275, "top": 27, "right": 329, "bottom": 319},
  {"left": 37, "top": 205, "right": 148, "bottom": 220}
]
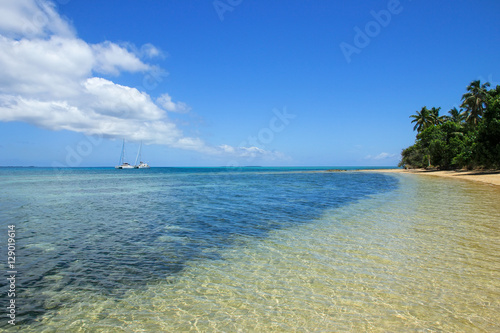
[
  {"left": 119, "top": 139, "right": 125, "bottom": 165},
  {"left": 135, "top": 142, "right": 142, "bottom": 166}
]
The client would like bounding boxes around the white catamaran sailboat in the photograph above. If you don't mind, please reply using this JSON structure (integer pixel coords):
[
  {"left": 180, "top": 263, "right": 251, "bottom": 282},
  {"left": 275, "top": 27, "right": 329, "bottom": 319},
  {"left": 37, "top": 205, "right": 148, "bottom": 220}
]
[
  {"left": 134, "top": 141, "right": 150, "bottom": 169},
  {"left": 115, "top": 140, "right": 134, "bottom": 169}
]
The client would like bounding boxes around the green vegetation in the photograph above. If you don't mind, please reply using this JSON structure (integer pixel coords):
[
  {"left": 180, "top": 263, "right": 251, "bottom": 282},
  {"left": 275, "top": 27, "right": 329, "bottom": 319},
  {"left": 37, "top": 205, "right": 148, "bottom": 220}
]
[{"left": 399, "top": 80, "right": 500, "bottom": 169}]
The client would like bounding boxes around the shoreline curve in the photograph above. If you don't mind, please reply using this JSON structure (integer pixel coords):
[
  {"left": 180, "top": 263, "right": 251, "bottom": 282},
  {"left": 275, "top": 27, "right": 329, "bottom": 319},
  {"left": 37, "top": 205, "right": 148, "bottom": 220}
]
[{"left": 357, "top": 168, "right": 500, "bottom": 187}]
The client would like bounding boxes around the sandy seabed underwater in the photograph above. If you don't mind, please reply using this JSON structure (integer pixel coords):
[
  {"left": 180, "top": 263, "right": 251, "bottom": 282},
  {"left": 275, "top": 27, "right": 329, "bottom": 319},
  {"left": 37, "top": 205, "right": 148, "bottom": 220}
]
[{"left": 0, "top": 167, "right": 499, "bottom": 331}]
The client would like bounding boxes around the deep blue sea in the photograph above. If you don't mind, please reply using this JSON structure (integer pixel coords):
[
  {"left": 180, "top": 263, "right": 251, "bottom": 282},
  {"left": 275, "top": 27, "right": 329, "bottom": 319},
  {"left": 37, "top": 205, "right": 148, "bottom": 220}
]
[{"left": 0, "top": 167, "right": 499, "bottom": 331}]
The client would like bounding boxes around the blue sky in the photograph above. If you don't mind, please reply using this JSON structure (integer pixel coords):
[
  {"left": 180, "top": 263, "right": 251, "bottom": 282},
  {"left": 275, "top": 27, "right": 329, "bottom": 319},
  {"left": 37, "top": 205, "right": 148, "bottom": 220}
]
[{"left": 0, "top": 0, "right": 499, "bottom": 167}]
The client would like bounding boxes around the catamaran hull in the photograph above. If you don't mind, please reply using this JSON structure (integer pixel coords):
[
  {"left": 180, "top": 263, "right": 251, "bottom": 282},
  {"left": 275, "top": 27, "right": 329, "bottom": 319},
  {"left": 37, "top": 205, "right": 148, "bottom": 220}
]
[
  {"left": 134, "top": 163, "right": 150, "bottom": 169},
  {"left": 115, "top": 164, "right": 135, "bottom": 169}
]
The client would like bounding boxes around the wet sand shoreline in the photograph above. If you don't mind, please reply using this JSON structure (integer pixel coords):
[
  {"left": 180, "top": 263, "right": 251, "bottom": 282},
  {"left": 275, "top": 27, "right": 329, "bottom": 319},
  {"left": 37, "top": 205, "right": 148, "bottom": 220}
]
[{"left": 357, "top": 168, "right": 500, "bottom": 186}]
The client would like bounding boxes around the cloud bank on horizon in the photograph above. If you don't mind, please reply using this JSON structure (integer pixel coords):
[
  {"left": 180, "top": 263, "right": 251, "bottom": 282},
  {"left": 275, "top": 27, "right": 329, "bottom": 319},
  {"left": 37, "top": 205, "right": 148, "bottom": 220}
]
[{"left": 0, "top": 0, "right": 284, "bottom": 160}]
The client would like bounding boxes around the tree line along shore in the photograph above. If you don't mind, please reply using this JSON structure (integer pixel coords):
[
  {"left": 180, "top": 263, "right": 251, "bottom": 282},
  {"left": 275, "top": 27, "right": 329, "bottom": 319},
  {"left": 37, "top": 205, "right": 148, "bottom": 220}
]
[{"left": 399, "top": 80, "right": 500, "bottom": 170}]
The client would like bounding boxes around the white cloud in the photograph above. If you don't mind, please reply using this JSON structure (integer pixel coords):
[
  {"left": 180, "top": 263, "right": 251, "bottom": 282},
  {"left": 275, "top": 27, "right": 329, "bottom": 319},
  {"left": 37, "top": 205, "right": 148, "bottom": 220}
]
[
  {"left": 0, "top": 0, "right": 75, "bottom": 39},
  {"left": 235, "top": 146, "right": 287, "bottom": 160},
  {"left": 83, "top": 78, "right": 164, "bottom": 120},
  {"left": 157, "top": 93, "right": 191, "bottom": 113},
  {"left": 212, "top": 145, "right": 285, "bottom": 160},
  {"left": 365, "top": 152, "right": 397, "bottom": 160},
  {"left": 91, "top": 41, "right": 152, "bottom": 75},
  {"left": 0, "top": 35, "right": 92, "bottom": 98},
  {"left": 219, "top": 144, "right": 235, "bottom": 154},
  {"left": 0, "top": 0, "right": 285, "bottom": 161},
  {"left": 140, "top": 43, "right": 164, "bottom": 59}
]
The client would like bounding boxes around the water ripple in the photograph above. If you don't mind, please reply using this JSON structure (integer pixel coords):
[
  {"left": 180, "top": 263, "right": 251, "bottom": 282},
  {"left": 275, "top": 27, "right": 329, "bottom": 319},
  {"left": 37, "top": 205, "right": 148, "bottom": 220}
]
[{"left": 1, "top": 169, "right": 498, "bottom": 331}]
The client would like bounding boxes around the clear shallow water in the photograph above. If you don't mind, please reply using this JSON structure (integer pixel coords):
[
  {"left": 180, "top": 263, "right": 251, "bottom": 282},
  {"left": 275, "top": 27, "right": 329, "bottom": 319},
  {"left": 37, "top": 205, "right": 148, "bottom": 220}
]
[{"left": 0, "top": 167, "right": 499, "bottom": 331}]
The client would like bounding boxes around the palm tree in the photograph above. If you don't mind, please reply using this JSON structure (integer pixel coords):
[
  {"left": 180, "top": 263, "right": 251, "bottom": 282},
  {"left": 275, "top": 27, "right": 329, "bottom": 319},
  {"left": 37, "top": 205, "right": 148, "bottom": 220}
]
[
  {"left": 445, "top": 107, "right": 466, "bottom": 124},
  {"left": 430, "top": 107, "right": 445, "bottom": 125},
  {"left": 410, "top": 106, "right": 435, "bottom": 132},
  {"left": 461, "top": 80, "right": 491, "bottom": 125}
]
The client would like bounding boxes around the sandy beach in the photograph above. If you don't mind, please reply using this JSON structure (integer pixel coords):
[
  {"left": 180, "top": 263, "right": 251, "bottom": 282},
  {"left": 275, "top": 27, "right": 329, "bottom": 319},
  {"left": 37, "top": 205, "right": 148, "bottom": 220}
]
[{"left": 363, "top": 168, "right": 500, "bottom": 187}]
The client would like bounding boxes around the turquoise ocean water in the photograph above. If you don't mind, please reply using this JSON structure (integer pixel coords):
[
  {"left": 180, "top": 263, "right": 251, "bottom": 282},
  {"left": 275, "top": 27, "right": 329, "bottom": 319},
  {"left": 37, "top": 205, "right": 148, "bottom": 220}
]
[{"left": 0, "top": 167, "right": 499, "bottom": 331}]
